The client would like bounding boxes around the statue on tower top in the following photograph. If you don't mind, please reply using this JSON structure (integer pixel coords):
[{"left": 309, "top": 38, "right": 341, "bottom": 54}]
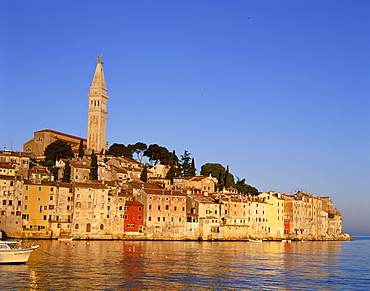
[{"left": 97, "top": 54, "right": 103, "bottom": 62}]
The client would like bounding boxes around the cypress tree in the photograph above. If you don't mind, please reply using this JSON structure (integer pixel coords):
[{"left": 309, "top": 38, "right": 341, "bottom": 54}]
[
  {"left": 140, "top": 166, "right": 148, "bottom": 182},
  {"left": 78, "top": 140, "right": 84, "bottom": 159},
  {"left": 90, "top": 150, "right": 98, "bottom": 180},
  {"left": 62, "top": 160, "right": 71, "bottom": 182}
]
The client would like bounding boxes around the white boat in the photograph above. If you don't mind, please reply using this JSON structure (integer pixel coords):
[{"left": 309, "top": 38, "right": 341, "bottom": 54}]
[
  {"left": 58, "top": 237, "right": 73, "bottom": 241},
  {"left": 248, "top": 239, "right": 263, "bottom": 242},
  {"left": 0, "top": 241, "right": 39, "bottom": 264},
  {"left": 281, "top": 240, "right": 292, "bottom": 243}
]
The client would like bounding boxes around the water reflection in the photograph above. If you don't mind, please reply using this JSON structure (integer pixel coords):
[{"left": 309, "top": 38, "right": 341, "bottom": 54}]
[{"left": 0, "top": 239, "right": 364, "bottom": 290}]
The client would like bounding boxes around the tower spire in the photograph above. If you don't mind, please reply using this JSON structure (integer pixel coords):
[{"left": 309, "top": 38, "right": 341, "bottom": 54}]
[{"left": 87, "top": 55, "right": 109, "bottom": 153}]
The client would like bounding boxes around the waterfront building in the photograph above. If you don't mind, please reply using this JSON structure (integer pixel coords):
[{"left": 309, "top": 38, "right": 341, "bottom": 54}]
[
  {"left": 219, "top": 195, "right": 268, "bottom": 239},
  {"left": 259, "top": 191, "right": 285, "bottom": 238},
  {"left": 142, "top": 188, "right": 187, "bottom": 239},
  {"left": 47, "top": 182, "right": 74, "bottom": 238},
  {"left": 123, "top": 196, "right": 144, "bottom": 235},
  {"left": 71, "top": 181, "right": 111, "bottom": 238},
  {"left": 22, "top": 182, "right": 51, "bottom": 238},
  {"left": 186, "top": 194, "right": 221, "bottom": 240},
  {"left": 0, "top": 175, "right": 23, "bottom": 237}
]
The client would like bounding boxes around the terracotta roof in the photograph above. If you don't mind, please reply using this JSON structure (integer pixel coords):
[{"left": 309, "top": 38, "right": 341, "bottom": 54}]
[{"left": 35, "top": 129, "right": 86, "bottom": 141}]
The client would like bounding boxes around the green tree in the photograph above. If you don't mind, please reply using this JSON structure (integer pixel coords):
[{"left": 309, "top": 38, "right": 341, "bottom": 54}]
[
  {"left": 44, "top": 141, "right": 73, "bottom": 165},
  {"left": 131, "top": 142, "right": 147, "bottom": 162},
  {"left": 190, "top": 158, "right": 196, "bottom": 177},
  {"left": 144, "top": 144, "right": 177, "bottom": 165},
  {"left": 225, "top": 165, "right": 235, "bottom": 188},
  {"left": 89, "top": 151, "right": 98, "bottom": 180},
  {"left": 165, "top": 166, "right": 181, "bottom": 180},
  {"left": 179, "top": 150, "right": 195, "bottom": 177},
  {"left": 49, "top": 166, "right": 61, "bottom": 181},
  {"left": 61, "top": 160, "right": 71, "bottom": 182},
  {"left": 233, "top": 178, "right": 259, "bottom": 196}
]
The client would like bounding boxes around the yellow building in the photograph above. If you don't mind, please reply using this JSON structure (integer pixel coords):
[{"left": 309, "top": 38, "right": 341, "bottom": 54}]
[
  {"left": 0, "top": 162, "right": 16, "bottom": 176},
  {"left": 259, "top": 191, "right": 285, "bottom": 239},
  {"left": 22, "top": 182, "right": 51, "bottom": 238}
]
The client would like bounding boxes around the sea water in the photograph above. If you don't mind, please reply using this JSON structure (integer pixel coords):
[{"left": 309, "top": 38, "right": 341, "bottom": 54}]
[{"left": 0, "top": 236, "right": 369, "bottom": 290}]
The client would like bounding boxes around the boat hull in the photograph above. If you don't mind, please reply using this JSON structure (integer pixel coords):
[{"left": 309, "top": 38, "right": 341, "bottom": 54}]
[{"left": 0, "top": 246, "right": 38, "bottom": 264}]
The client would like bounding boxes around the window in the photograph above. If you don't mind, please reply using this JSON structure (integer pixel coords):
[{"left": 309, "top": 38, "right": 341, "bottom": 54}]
[
  {"left": 157, "top": 217, "right": 161, "bottom": 221},
  {"left": 38, "top": 186, "right": 42, "bottom": 191},
  {"left": 75, "top": 223, "right": 79, "bottom": 230},
  {"left": 76, "top": 202, "right": 81, "bottom": 208},
  {"left": 100, "top": 224, "right": 104, "bottom": 230},
  {"left": 43, "top": 215, "right": 47, "bottom": 220},
  {"left": 24, "top": 205, "right": 28, "bottom": 210},
  {"left": 25, "top": 186, "right": 29, "bottom": 191},
  {"left": 24, "top": 195, "right": 28, "bottom": 201},
  {"left": 44, "top": 206, "right": 47, "bottom": 210},
  {"left": 87, "top": 202, "right": 92, "bottom": 208},
  {"left": 3, "top": 200, "right": 6, "bottom": 205},
  {"left": 37, "top": 197, "right": 42, "bottom": 201},
  {"left": 124, "top": 206, "right": 129, "bottom": 211},
  {"left": 138, "top": 215, "right": 142, "bottom": 220},
  {"left": 76, "top": 194, "right": 81, "bottom": 199},
  {"left": 138, "top": 207, "right": 142, "bottom": 211},
  {"left": 165, "top": 205, "right": 169, "bottom": 210},
  {"left": 157, "top": 206, "right": 161, "bottom": 211},
  {"left": 148, "top": 216, "right": 152, "bottom": 221}
]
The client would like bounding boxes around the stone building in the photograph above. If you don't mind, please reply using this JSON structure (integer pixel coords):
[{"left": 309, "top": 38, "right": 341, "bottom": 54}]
[
  {"left": 23, "top": 129, "right": 86, "bottom": 158},
  {"left": 142, "top": 188, "right": 187, "bottom": 239},
  {"left": 0, "top": 175, "right": 23, "bottom": 237}
]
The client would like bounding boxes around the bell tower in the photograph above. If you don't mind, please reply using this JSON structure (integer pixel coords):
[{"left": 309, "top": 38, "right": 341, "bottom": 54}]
[{"left": 87, "top": 54, "right": 109, "bottom": 152}]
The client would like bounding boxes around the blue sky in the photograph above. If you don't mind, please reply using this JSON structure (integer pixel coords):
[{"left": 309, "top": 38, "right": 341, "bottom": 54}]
[{"left": 1, "top": 0, "right": 369, "bottom": 235}]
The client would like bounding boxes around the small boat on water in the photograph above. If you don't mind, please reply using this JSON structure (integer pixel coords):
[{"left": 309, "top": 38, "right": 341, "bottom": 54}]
[
  {"left": 58, "top": 237, "right": 73, "bottom": 241},
  {"left": 281, "top": 240, "right": 292, "bottom": 243},
  {"left": 248, "top": 239, "right": 263, "bottom": 242},
  {"left": 0, "top": 241, "right": 39, "bottom": 264}
]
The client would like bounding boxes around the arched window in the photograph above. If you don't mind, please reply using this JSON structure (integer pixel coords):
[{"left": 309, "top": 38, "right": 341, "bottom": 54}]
[
  {"left": 86, "top": 223, "right": 91, "bottom": 232},
  {"left": 100, "top": 224, "right": 104, "bottom": 230},
  {"left": 75, "top": 223, "right": 79, "bottom": 230}
]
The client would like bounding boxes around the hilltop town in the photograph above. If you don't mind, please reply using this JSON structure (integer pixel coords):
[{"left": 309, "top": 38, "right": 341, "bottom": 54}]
[{"left": 0, "top": 57, "right": 350, "bottom": 241}]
